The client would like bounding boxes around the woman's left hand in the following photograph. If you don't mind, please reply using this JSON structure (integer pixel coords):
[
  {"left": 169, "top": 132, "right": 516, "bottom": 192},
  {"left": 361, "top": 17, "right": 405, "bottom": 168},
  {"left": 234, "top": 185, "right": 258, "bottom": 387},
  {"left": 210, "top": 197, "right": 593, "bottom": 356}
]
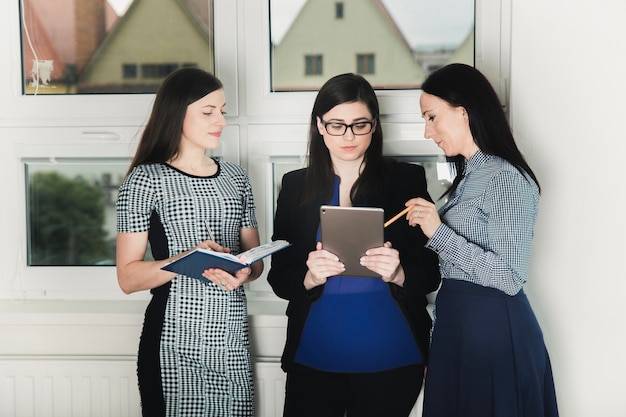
[
  {"left": 202, "top": 262, "right": 251, "bottom": 291},
  {"left": 360, "top": 242, "right": 405, "bottom": 286}
]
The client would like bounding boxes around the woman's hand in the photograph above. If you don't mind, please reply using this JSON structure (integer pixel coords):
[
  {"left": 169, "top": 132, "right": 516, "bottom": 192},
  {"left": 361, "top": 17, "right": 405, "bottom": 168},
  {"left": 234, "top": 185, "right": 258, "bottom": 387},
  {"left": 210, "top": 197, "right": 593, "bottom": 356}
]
[
  {"left": 360, "top": 241, "right": 405, "bottom": 286},
  {"left": 202, "top": 264, "right": 251, "bottom": 291},
  {"left": 194, "top": 239, "right": 229, "bottom": 253},
  {"left": 198, "top": 240, "right": 250, "bottom": 291},
  {"left": 304, "top": 242, "right": 345, "bottom": 290},
  {"left": 404, "top": 197, "right": 442, "bottom": 239}
]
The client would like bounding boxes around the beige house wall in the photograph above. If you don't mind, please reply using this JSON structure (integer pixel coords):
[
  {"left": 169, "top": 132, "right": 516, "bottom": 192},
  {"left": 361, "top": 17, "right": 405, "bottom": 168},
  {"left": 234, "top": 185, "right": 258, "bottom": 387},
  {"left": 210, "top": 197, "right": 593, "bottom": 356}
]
[
  {"left": 81, "top": 0, "right": 213, "bottom": 88},
  {"left": 447, "top": 29, "right": 474, "bottom": 66}
]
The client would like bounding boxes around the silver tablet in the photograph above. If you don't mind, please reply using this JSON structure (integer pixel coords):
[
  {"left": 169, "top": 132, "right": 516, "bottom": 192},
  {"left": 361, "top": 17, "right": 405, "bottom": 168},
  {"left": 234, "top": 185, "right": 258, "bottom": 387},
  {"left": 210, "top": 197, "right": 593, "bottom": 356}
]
[{"left": 319, "top": 205, "right": 384, "bottom": 277}]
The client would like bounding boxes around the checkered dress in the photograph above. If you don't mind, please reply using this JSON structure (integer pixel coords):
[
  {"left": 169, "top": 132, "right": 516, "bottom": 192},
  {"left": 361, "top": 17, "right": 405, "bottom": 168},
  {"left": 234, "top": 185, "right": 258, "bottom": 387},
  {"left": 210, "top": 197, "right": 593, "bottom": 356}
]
[{"left": 117, "top": 161, "right": 257, "bottom": 417}]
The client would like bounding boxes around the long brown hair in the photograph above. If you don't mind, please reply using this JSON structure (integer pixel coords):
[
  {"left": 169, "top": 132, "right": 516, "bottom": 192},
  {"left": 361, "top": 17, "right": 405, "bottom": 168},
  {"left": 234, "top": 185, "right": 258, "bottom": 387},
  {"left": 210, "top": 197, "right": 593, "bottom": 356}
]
[
  {"left": 421, "top": 63, "right": 540, "bottom": 198},
  {"left": 302, "top": 73, "right": 388, "bottom": 205},
  {"left": 125, "top": 68, "right": 223, "bottom": 176}
]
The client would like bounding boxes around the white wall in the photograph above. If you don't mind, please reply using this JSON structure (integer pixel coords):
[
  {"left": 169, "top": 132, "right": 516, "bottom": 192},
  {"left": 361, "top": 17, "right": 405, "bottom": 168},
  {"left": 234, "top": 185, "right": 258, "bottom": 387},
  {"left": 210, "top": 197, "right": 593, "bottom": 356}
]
[{"left": 509, "top": 1, "right": 626, "bottom": 416}]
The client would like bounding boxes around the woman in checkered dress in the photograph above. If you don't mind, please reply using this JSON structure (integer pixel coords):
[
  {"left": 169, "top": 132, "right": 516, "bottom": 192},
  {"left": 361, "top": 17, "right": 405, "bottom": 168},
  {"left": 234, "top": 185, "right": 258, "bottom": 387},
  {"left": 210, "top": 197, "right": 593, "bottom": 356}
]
[{"left": 116, "top": 68, "right": 263, "bottom": 417}]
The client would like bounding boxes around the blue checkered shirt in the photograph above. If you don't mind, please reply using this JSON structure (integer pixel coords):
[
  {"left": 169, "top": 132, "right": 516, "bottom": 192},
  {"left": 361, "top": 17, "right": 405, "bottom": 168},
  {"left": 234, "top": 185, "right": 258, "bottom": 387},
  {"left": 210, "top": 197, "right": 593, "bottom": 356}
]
[{"left": 426, "top": 151, "right": 539, "bottom": 296}]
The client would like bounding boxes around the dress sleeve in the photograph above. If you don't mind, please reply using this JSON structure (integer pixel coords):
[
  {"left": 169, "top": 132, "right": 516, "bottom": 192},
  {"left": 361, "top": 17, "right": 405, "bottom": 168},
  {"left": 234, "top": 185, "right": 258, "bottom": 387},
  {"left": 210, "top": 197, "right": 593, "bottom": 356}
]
[
  {"left": 116, "top": 167, "right": 155, "bottom": 233},
  {"left": 239, "top": 168, "right": 258, "bottom": 230}
]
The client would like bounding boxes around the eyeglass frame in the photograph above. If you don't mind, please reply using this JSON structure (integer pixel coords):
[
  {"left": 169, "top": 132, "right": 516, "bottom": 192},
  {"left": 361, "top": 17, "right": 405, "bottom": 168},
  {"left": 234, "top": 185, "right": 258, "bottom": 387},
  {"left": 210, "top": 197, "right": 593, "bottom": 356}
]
[{"left": 320, "top": 119, "right": 377, "bottom": 136}]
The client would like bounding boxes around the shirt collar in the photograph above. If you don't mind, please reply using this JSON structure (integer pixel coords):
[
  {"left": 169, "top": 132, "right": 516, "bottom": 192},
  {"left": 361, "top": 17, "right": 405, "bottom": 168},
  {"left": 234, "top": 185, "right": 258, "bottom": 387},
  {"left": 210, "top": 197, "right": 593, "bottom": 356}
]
[{"left": 464, "top": 150, "right": 492, "bottom": 175}]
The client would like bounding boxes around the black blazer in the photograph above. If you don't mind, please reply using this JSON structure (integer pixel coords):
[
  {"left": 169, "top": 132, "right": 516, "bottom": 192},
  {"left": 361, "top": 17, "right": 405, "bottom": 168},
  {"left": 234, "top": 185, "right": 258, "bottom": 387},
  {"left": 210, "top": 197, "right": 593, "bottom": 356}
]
[{"left": 267, "top": 160, "right": 441, "bottom": 372}]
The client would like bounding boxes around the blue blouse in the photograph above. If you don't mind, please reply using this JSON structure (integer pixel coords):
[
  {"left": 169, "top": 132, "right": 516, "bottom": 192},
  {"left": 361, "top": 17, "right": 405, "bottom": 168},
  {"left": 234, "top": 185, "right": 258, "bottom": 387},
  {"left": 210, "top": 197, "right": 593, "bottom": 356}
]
[
  {"left": 426, "top": 151, "right": 540, "bottom": 296},
  {"left": 294, "top": 178, "right": 421, "bottom": 372}
]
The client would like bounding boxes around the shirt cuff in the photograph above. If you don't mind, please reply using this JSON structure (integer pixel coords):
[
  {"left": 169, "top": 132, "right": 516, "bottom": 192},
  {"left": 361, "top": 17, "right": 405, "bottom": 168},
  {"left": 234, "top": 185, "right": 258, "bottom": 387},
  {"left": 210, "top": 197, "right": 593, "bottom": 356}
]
[{"left": 425, "top": 223, "right": 456, "bottom": 256}]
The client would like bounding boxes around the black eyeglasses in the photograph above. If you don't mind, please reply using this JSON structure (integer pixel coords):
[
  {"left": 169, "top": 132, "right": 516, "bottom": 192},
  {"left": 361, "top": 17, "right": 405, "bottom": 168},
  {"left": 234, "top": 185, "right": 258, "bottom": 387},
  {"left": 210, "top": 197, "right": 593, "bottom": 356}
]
[{"left": 321, "top": 119, "right": 375, "bottom": 136}]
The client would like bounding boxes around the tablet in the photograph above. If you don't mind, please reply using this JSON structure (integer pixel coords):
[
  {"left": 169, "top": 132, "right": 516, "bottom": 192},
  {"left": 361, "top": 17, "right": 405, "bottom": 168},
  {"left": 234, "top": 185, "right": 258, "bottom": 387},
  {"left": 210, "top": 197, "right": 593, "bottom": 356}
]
[{"left": 319, "top": 205, "right": 384, "bottom": 277}]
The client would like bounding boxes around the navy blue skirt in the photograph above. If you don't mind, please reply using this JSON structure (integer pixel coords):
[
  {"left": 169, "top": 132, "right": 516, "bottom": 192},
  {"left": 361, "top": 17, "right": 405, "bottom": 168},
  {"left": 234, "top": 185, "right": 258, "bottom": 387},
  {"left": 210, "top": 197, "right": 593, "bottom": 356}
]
[{"left": 422, "top": 279, "right": 559, "bottom": 417}]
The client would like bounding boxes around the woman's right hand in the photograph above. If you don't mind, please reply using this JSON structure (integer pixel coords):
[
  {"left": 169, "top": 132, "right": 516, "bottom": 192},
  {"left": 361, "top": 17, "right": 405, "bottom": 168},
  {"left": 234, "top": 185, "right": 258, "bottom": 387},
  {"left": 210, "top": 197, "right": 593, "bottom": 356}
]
[
  {"left": 194, "top": 239, "right": 228, "bottom": 253},
  {"left": 304, "top": 241, "right": 345, "bottom": 290},
  {"left": 404, "top": 197, "right": 441, "bottom": 239}
]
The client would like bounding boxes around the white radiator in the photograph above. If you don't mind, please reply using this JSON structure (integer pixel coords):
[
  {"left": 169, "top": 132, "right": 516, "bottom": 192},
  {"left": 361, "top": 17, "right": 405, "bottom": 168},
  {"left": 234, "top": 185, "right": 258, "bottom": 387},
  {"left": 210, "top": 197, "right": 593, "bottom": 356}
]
[
  {"left": 0, "top": 358, "right": 141, "bottom": 417},
  {"left": 254, "top": 361, "right": 286, "bottom": 417}
]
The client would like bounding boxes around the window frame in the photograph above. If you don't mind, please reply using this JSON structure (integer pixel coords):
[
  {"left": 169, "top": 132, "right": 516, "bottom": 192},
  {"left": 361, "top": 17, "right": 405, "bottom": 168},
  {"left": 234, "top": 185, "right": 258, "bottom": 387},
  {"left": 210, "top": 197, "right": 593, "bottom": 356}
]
[
  {"left": 0, "top": 0, "right": 239, "bottom": 127},
  {"left": 244, "top": 0, "right": 511, "bottom": 121},
  {"left": 0, "top": 0, "right": 510, "bottom": 300},
  {"left": 0, "top": 0, "right": 240, "bottom": 300},
  {"left": 2, "top": 125, "right": 234, "bottom": 300}
]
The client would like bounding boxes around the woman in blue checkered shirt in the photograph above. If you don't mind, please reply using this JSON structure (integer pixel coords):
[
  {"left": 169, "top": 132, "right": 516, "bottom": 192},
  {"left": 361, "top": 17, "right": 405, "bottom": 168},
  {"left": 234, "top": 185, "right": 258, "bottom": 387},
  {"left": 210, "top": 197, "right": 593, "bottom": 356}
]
[{"left": 405, "top": 64, "right": 559, "bottom": 417}]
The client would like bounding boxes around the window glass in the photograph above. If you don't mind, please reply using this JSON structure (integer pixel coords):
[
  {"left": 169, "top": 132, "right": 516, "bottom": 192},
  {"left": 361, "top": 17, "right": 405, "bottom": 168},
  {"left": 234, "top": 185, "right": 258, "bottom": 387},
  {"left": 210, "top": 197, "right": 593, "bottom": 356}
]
[
  {"left": 356, "top": 54, "right": 375, "bottom": 75},
  {"left": 335, "top": 2, "right": 344, "bottom": 19},
  {"left": 270, "top": 0, "right": 474, "bottom": 91},
  {"left": 20, "top": 0, "right": 214, "bottom": 95},
  {"left": 272, "top": 158, "right": 305, "bottom": 212},
  {"left": 25, "top": 158, "right": 140, "bottom": 266},
  {"left": 305, "top": 55, "right": 323, "bottom": 75},
  {"left": 395, "top": 157, "right": 455, "bottom": 208}
]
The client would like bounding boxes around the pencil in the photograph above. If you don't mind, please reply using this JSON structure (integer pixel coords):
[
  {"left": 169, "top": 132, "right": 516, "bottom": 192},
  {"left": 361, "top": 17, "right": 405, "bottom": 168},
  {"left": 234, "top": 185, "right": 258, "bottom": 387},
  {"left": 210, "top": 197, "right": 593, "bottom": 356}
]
[
  {"left": 204, "top": 220, "right": 215, "bottom": 242},
  {"left": 384, "top": 206, "right": 412, "bottom": 228}
]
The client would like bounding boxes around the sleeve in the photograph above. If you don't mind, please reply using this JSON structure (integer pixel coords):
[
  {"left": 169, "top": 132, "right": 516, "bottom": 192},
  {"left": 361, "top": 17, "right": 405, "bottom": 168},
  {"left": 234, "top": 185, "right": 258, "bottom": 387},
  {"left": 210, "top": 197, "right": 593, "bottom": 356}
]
[
  {"left": 427, "top": 170, "right": 538, "bottom": 295},
  {"left": 116, "top": 167, "right": 155, "bottom": 233},
  {"left": 238, "top": 167, "right": 258, "bottom": 230},
  {"left": 267, "top": 171, "right": 322, "bottom": 302}
]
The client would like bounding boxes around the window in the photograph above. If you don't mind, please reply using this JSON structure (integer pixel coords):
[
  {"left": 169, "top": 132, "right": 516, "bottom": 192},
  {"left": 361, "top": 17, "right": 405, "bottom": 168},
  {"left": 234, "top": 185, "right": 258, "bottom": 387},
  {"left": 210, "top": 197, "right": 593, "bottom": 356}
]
[
  {"left": 0, "top": 0, "right": 510, "bottom": 300},
  {"left": 122, "top": 64, "right": 137, "bottom": 79},
  {"left": 2, "top": 0, "right": 239, "bottom": 125},
  {"left": 357, "top": 54, "right": 375, "bottom": 75},
  {"left": 256, "top": 0, "right": 509, "bottom": 118},
  {"left": 20, "top": 0, "right": 215, "bottom": 95},
  {"left": 270, "top": 0, "right": 474, "bottom": 92},
  {"left": 25, "top": 158, "right": 130, "bottom": 266},
  {"left": 335, "top": 2, "right": 344, "bottom": 19},
  {"left": 305, "top": 55, "right": 323, "bottom": 75},
  {"left": 141, "top": 63, "right": 180, "bottom": 79}
]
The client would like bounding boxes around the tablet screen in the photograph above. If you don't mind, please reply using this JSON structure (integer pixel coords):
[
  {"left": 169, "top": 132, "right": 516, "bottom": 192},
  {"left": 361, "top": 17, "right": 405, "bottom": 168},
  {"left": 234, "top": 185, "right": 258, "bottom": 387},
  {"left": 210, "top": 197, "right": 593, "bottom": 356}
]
[{"left": 319, "top": 205, "right": 384, "bottom": 277}]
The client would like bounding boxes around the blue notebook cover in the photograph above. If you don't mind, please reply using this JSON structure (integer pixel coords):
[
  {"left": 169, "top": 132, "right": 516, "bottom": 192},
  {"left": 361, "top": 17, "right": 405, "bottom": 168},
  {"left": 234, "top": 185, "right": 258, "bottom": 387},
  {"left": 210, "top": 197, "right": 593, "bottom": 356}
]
[{"left": 161, "top": 240, "right": 290, "bottom": 280}]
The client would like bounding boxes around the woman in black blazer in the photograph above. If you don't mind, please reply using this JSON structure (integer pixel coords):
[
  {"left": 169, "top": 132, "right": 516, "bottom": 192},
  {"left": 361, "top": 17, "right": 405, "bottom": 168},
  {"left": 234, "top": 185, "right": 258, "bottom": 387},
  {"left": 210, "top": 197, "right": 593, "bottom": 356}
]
[{"left": 267, "top": 73, "right": 441, "bottom": 417}]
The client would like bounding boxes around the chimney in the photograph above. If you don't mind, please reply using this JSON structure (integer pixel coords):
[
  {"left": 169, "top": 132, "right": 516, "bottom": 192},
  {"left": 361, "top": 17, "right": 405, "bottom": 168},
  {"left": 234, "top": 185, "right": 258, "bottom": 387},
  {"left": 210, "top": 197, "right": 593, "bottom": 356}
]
[{"left": 75, "top": 0, "right": 106, "bottom": 72}]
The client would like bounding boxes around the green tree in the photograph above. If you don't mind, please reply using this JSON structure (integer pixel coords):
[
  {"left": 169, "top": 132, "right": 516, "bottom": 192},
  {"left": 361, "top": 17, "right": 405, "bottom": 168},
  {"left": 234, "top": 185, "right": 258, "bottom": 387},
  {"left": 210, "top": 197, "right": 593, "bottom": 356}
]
[{"left": 28, "top": 171, "right": 112, "bottom": 265}]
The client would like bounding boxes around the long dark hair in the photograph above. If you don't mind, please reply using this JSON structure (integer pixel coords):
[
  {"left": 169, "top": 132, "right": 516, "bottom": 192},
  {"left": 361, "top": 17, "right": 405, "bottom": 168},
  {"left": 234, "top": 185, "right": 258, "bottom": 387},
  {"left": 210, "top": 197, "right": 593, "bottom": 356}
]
[
  {"left": 126, "top": 68, "right": 223, "bottom": 176},
  {"left": 422, "top": 63, "right": 540, "bottom": 196},
  {"left": 302, "top": 73, "right": 388, "bottom": 205}
]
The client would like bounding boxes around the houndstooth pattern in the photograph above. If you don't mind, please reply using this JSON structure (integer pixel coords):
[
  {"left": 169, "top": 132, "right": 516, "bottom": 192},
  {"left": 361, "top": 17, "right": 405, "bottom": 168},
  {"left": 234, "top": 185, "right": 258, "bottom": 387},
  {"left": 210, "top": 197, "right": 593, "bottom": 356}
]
[{"left": 117, "top": 161, "right": 257, "bottom": 416}]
